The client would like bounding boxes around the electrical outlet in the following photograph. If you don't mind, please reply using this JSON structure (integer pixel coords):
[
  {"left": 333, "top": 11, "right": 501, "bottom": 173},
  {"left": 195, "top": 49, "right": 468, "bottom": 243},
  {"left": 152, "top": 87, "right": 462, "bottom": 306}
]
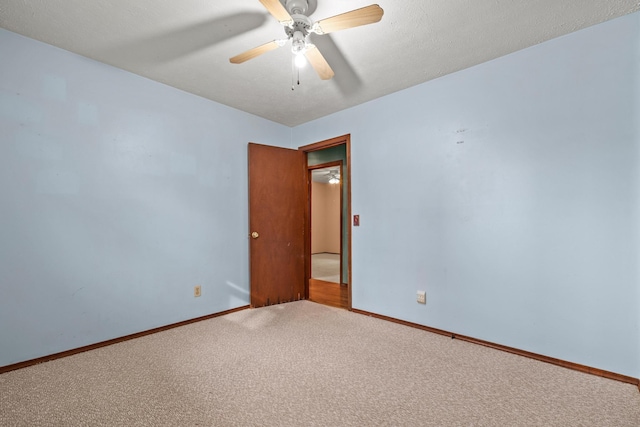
[
  {"left": 417, "top": 290, "right": 426, "bottom": 304},
  {"left": 194, "top": 285, "right": 201, "bottom": 297}
]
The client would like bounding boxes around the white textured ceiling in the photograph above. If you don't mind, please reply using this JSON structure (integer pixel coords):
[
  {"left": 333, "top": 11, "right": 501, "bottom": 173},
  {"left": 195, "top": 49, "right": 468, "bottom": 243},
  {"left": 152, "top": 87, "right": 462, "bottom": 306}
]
[{"left": 1, "top": 1, "right": 638, "bottom": 126}]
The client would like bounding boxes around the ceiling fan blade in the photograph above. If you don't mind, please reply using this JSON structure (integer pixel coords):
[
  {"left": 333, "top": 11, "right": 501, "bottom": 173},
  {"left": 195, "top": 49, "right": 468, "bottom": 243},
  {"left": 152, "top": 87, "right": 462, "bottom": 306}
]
[
  {"left": 313, "top": 4, "right": 384, "bottom": 34},
  {"left": 229, "top": 40, "right": 282, "bottom": 64},
  {"left": 305, "top": 46, "right": 334, "bottom": 80},
  {"left": 259, "top": 0, "right": 294, "bottom": 25}
]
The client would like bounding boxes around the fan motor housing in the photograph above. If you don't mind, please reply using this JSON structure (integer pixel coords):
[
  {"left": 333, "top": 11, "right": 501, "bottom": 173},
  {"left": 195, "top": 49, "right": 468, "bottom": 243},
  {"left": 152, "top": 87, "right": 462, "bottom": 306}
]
[
  {"left": 283, "top": 0, "right": 317, "bottom": 16},
  {"left": 285, "top": 14, "right": 312, "bottom": 38}
]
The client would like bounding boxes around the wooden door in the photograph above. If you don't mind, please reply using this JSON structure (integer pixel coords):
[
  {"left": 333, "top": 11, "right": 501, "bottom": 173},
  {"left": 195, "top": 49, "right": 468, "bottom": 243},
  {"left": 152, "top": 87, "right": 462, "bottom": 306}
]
[{"left": 248, "top": 143, "right": 306, "bottom": 307}]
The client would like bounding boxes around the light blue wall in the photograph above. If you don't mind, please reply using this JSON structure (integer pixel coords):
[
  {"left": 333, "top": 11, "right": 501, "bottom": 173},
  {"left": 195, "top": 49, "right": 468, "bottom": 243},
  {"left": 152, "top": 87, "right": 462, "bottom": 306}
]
[
  {"left": 293, "top": 13, "right": 640, "bottom": 378},
  {"left": 0, "top": 29, "right": 290, "bottom": 366}
]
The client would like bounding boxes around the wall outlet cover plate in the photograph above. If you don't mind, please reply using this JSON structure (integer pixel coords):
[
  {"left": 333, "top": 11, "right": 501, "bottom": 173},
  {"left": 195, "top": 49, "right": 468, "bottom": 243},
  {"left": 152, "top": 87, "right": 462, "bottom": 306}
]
[{"left": 417, "top": 290, "right": 426, "bottom": 304}]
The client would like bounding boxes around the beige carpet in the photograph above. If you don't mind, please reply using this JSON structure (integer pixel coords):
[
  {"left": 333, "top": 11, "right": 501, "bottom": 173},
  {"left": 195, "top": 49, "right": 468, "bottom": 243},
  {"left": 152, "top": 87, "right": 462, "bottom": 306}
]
[
  {"left": 1, "top": 301, "right": 639, "bottom": 426},
  {"left": 311, "top": 253, "right": 340, "bottom": 283}
]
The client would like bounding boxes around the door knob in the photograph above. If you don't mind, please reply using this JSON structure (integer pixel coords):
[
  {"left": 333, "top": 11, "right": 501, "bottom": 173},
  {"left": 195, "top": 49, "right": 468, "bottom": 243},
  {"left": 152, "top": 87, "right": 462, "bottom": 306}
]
[{"left": 251, "top": 231, "right": 259, "bottom": 239}]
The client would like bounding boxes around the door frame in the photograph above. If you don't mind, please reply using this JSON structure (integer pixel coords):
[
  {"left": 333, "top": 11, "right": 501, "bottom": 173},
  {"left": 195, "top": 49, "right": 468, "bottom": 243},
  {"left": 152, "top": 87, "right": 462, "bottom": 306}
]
[{"left": 299, "top": 134, "right": 352, "bottom": 309}]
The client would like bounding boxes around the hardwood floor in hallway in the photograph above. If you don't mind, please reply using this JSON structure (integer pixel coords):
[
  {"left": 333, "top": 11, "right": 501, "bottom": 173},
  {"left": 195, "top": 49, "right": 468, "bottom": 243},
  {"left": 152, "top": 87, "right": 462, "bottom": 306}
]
[{"left": 308, "top": 278, "right": 348, "bottom": 309}]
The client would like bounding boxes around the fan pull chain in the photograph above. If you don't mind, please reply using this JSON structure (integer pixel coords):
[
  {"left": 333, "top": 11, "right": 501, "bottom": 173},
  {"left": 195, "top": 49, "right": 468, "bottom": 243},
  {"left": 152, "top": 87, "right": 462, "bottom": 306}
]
[
  {"left": 291, "top": 56, "right": 301, "bottom": 91},
  {"left": 291, "top": 55, "right": 296, "bottom": 90}
]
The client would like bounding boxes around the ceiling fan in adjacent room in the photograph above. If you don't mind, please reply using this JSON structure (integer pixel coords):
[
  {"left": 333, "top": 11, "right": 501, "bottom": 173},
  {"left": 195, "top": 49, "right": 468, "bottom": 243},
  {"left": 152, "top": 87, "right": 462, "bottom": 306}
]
[
  {"left": 312, "top": 168, "right": 341, "bottom": 184},
  {"left": 229, "top": 0, "right": 384, "bottom": 81}
]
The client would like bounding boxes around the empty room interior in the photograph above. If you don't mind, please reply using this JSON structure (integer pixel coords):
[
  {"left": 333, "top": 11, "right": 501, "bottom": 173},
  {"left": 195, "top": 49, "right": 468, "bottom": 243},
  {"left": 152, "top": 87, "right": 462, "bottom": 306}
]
[{"left": 1, "top": 0, "right": 639, "bottom": 425}]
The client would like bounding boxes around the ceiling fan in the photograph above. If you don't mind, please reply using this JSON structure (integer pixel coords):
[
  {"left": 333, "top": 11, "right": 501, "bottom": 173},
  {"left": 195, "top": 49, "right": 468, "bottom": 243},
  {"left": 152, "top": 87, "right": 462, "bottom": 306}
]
[
  {"left": 326, "top": 170, "right": 340, "bottom": 184},
  {"left": 313, "top": 168, "right": 341, "bottom": 184},
  {"left": 229, "top": 0, "right": 384, "bottom": 81}
]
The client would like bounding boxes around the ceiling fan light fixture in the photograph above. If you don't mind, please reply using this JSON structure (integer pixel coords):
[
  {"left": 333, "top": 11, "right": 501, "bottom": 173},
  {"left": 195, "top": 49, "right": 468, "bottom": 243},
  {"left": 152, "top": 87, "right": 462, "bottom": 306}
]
[
  {"left": 291, "top": 30, "right": 308, "bottom": 68},
  {"left": 291, "top": 31, "right": 306, "bottom": 53}
]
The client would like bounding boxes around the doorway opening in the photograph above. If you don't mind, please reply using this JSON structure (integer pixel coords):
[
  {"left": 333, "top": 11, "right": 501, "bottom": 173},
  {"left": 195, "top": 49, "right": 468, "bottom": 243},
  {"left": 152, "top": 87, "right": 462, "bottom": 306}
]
[
  {"left": 310, "top": 163, "right": 342, "bottom": 284},
  {"left": 300, "top": 135, "right": 351, "bottom": 310}
]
